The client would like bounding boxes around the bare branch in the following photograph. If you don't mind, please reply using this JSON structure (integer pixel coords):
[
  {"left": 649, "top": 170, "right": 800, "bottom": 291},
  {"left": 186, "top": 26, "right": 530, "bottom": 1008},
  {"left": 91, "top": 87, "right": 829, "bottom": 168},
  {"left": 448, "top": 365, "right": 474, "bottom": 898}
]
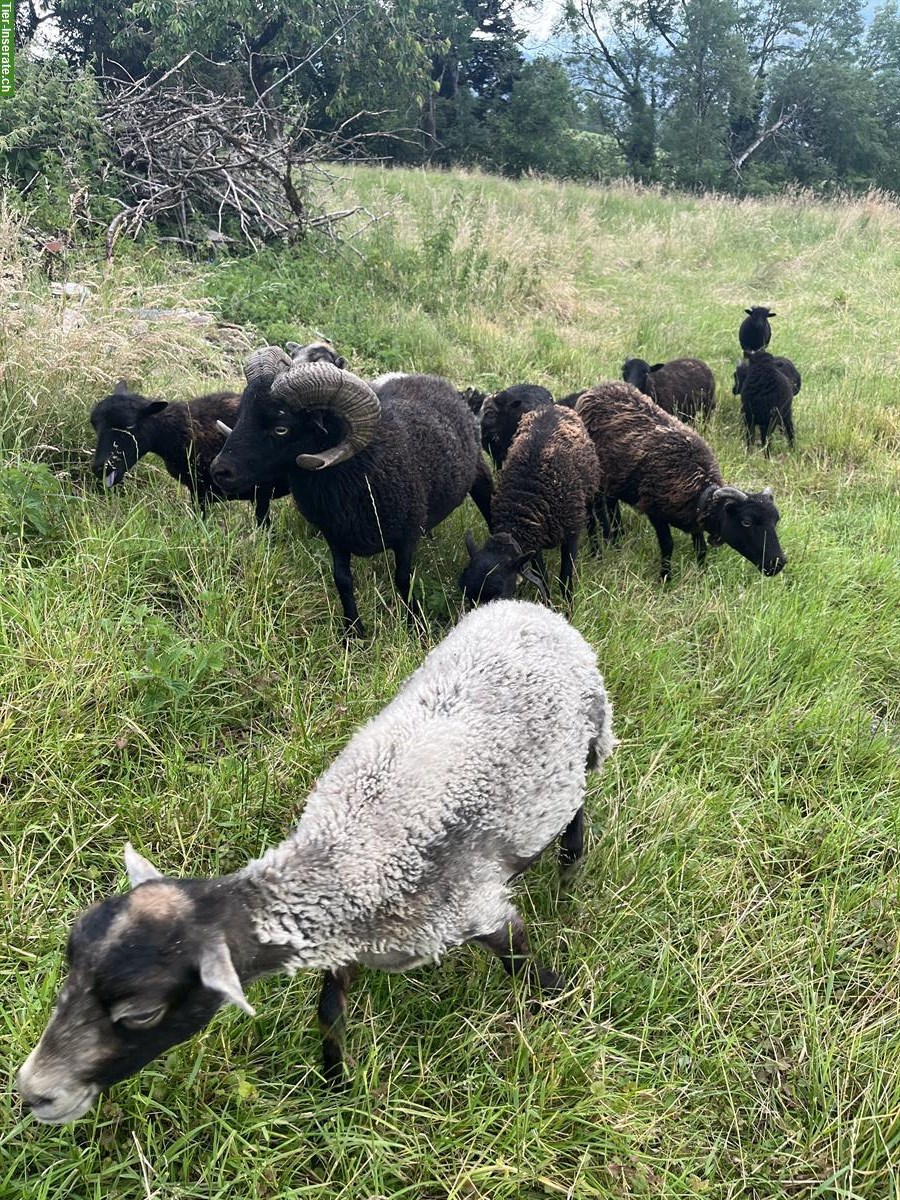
[{"left": 732, "top": 106, "right": 797, "bottom": 173}]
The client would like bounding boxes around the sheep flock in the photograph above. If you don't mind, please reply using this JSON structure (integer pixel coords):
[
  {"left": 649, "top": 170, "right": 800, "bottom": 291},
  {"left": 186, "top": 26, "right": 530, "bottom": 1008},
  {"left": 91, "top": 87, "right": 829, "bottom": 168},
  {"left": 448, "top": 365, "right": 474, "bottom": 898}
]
[{"left": 18, "top": 307, "right": 800, "bottom": 1125}]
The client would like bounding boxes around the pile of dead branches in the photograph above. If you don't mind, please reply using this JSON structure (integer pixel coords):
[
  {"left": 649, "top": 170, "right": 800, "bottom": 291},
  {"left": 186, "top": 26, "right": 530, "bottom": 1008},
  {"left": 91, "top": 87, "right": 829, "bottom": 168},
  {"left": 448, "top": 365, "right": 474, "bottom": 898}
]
[{"left": 99, "top": 56, "right": 379, "bottom": 257}]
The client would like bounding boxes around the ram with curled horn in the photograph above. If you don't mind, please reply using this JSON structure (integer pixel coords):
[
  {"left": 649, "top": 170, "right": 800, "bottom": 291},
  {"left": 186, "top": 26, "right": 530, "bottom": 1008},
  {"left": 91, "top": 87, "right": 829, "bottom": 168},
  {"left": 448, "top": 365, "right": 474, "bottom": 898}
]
[
  {"left": 212, "top": 346, "right": 494, "bottom": 636},
  {"left": 574, "top": 382, "right": 787, "bottom": 579}
]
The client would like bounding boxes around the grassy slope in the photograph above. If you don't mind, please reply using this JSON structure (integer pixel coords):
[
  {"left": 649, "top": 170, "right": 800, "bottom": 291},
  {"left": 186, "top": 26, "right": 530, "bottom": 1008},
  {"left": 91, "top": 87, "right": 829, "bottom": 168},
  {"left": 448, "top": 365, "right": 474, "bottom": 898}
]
[{"left": 2, "top": 171, "right": 900, "bottom": 1199}]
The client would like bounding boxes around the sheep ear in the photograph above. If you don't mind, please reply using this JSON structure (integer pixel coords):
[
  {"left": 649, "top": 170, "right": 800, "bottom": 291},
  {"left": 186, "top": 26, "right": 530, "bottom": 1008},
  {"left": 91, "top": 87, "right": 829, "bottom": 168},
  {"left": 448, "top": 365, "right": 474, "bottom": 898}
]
[
  {"left": 113, "top": 378, "right": 130, "bottom": 395},
  {"left": 335, "top": 356, "right": 348, "bottom": 369},
  {"left": 465, "top": 530, "right": 479, "bottom": 559},
  {"left": 199, "top": 939, "right": 256, "bottom": 1015},
  {"left": 744, "top": 308, "right": 753, "bottom": 315},
  {"left": 124, "top": 842, "right": 163, "bottom": 887},
  {"left": 142, "top": 400, "right": 168, "bottom": 417},
  {"left": 649, "top": 363, "right": 665, "bottom": 373},
  {"left": 518, "top": 560, "right": 550, "bottom": 603},
  {"left": 762, "top": 486, "right": 773, "bottom": 498},
  {"left": 769, "top": 311, "right": 777, "bottom": 317}
]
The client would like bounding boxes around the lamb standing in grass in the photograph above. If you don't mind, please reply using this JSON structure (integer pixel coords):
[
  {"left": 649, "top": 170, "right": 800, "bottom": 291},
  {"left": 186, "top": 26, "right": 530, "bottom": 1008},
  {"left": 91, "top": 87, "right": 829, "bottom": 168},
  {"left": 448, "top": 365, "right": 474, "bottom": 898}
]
[
  {"left": 16, "top": 600, "right": 615, "bottom": 1125},
  {"left": 737, "top": 351, "right": 796, "bottom": 453},
  {"left": 90, "top": 382, "right": 290, "bottom": 526},
  {"left": 733, "top": 355, "right": 801, "bottom": 398},
  {"left": 739, "top": 306, "right": 776, "bottom": 355},
  {"left": 576, "top": 382, "right": 787, "bottom": 579},
  {"left": 460, "top": 406, "right": 600, "bottom": 605}
]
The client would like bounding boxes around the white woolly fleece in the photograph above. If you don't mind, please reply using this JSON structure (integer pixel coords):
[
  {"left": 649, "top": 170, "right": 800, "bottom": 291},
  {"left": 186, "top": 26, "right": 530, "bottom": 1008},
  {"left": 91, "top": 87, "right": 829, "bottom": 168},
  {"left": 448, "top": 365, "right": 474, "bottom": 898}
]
[{"left": 243, "top": 601, "right": 615, "bottom": 973}]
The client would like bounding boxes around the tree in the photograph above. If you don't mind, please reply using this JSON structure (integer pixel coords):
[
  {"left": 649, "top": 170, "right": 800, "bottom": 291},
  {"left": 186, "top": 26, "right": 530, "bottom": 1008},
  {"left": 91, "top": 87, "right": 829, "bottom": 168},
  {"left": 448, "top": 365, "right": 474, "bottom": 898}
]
[
  {"left": 563, "top": 0, "right": 659, "bottom": 180},
  {"left": 486, "top": 57, "right": 580, "bottom": 176}
]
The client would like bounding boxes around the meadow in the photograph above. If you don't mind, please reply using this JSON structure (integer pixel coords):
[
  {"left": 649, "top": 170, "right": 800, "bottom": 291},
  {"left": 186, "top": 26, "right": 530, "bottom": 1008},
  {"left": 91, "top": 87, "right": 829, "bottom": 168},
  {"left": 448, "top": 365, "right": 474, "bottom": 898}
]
[{"left": 2, "top": 168, "right": 900, "bottom": 1199}]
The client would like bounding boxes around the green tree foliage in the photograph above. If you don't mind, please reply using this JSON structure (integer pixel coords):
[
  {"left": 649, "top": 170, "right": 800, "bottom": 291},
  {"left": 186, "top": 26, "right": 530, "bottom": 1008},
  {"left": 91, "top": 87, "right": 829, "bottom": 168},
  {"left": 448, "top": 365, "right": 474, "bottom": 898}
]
[
  {"left": 564, "top": 0, "right": 659, "bottom": 180},
  {"left": 8, "top": 0, "right": 900, "bottom": 222},
  {"left": 0, "top": 57, "right": 115, "bottom": 227}
]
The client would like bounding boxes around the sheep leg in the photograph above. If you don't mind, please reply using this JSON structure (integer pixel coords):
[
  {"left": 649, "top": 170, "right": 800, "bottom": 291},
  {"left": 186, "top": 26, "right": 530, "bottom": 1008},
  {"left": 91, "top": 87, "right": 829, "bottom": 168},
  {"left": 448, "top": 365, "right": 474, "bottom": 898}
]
[
  {"left": 742, "top": 406, "right": 754, "bottom": 450},
  {"left": 558, "top": 804, "right": 584, "bottom": 887},
  {"left": 649, "top": 517, "right": 674, "bottom": 581},
  {"left": 559, "top": 534, "right": 579, "bottom": 604},
  {"left": 692, "top": 529, "right": 707, "bottom": 567},
  {"left": 478, "top": 909, "right": 564, "bottom": 996},
  {"left": 469, "top": 458, "right": 494, "bottom": 530},
  {"left": 782, "top": 412, "right": 796, "bottom": 449},
  {"left": 393, "top": 538, "right": 424, "bottom": 628},
  {"left": 328, "top": 543, "right": 364, "bottom": 638},
  {"left": 586, "top": 502, "right": 600, "bottom": 555},
  {"left": 254, "top": 488, "right": 273, "bottom": 528},
  {"left": 317, "top": 965, "right": 358, "bottom": 1085}
]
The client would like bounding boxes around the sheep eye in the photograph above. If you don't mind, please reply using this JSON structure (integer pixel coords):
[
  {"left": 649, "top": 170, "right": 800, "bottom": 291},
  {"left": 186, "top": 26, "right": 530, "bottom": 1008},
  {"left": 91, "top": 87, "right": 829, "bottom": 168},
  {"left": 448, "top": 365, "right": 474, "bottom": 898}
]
[
  {"left": 118, "top": 1006, "right": 166, "bottom": 1030},
  {"left": 273, "top": 425, "right": 290, "bottom": 437},
  {"left": 741, "top": 519, "right": 753, "bottom": 528}
]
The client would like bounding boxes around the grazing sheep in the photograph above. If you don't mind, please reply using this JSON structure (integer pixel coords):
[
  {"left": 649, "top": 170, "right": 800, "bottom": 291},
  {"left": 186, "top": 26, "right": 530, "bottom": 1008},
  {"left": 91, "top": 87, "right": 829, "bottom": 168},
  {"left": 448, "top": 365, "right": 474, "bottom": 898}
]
[
  {"left": 621, "top": 357, "right": 716, "bottom": 421},
  {"left": 739, "top": 306, "right": 776, "bottom": 355},
  {"left": 210, "top": 348, "right": 493, "bottom": 636},
  {"left": 479, "top": 383, "right": 554, "bottom": 468},
  {"left": 575, "top": 382, "right": 786, "bottom": 579},
  {"left": 737, "top": 351, "right": 796, "bottom": 453},
  {"left": 459, "top": 407, "right": 600, "bottom": 606},
  {"left": 16, "top": 600, "right": 616, "bottom": 1124},
  {"left": 90, "top": 382, "right": 289, "bottom": 526},
  {"left": 733, "top": 355, "right": 801, "bottom": 398}
]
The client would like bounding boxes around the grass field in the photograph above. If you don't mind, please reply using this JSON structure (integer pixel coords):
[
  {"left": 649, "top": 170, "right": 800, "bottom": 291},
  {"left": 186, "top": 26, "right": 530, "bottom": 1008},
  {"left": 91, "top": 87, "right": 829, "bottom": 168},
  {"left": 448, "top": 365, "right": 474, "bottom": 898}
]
[{"left": 2, "top": 169, "right": 900, "bottom": 1199}]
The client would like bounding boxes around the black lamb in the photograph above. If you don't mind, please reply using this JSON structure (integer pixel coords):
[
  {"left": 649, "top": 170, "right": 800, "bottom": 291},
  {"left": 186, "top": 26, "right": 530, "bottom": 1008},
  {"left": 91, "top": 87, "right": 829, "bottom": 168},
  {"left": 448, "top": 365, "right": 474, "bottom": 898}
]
[
  {"left": 733, "top": 355, "right": 801, "bottom": 397},
  {"left": 739, "top": 306, "right": 776, "bottom": 355},
  {"left": 479, "top": 384, "right": 554, "bottom": 468},
  {"left": 90, "top": 381, "right": 289, "bottom": 526},
  {"left": 738, "top": 351, "right": 796, "bottom": 453},
  {"left": 459, "top": 406, "right": 600, "bottom": 605},
  {"left": 211, "top": 350, "right": 493, "bottom": 636}
]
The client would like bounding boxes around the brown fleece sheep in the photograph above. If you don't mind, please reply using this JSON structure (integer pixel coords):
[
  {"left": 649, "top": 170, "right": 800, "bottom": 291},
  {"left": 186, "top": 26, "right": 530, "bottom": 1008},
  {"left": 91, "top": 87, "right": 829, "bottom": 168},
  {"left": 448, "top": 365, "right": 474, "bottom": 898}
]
[
  {"left": 621, "top": 357, "right": 716, "bottom": 421},
  {"left": 459, "top": 405, "right": 600, "bottom": 604},
  {"left": 575, "top": 382, "right": 786, "bottom": 579}
]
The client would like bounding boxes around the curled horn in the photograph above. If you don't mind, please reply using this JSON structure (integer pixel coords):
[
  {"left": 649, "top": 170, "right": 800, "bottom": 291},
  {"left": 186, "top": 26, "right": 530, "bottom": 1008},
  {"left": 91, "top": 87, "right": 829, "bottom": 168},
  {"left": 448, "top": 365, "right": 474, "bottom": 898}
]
[
  {"left": 244, "top": 346, "right": 293, "bottom": 387},
  {"left": 273, "top": 362, "right": 381, "bottom": 471},
  {"left": 712, "top": 485, "right": 748, "bottom": 503}
]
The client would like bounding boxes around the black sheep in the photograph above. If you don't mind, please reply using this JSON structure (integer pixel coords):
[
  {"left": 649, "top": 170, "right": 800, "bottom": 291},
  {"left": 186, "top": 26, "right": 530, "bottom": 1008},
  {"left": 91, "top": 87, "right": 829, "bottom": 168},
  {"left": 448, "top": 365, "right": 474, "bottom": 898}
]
[
  {"left": 460, "top": 406, "right": 600, "bottom": 606},
  {"left": 738, "top": 351, "right": 796, "bottom": 454},
  {"left": 621, "top": 357, "right": 716, "bottom": 422},
  {"left": 575, "top": 382, "right": 786, "bottom": 579},
  {"left": 90, "top": 382, "right": 289, "bottom": 526},
  {"left": 211, "top": 350, "right": 493, "bottom": 636},
  {"left": 733, "top": 355, "right": 801, "bottom": 397},
  {"left": 739, "top": 306, "right": 776, "bottom": 354},
  {"left": 479, "top": 384, "right": 554, "bottom": 468}
]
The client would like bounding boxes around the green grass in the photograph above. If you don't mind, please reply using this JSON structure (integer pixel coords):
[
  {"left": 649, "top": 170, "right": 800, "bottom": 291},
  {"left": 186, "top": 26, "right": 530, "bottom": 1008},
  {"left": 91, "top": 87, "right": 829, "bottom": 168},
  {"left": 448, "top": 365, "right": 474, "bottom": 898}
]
[{"left": 3, "top": 170, "right": 900, "bottom": 1198}]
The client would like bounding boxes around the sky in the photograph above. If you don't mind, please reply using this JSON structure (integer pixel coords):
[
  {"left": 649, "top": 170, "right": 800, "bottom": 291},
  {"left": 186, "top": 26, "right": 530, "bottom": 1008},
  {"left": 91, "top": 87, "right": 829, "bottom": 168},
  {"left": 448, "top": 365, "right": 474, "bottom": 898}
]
[{"left": 515, "top": 0, "right": 570, "bottom": 54}]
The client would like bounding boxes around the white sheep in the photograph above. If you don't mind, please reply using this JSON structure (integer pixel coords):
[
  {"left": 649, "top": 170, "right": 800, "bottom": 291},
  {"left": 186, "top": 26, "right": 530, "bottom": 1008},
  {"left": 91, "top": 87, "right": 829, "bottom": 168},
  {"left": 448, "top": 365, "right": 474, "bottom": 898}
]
[{"left": 17, "top": 600, "right": 616, "bottom": 1124}]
